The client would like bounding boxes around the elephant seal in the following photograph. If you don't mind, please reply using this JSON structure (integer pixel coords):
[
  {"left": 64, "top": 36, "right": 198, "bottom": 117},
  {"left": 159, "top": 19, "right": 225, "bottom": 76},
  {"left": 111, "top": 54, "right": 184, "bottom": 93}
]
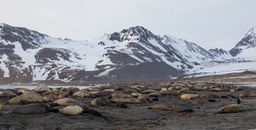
[
  {"left": 7, "top": 103, "right": 50, "bottom": 115},
  {"left": 66, "top": 87, "right": 80, "bottom": 95},
  {"left": 131, "top": 92, "right": 141, "bottom": 98},
  {"left": 91, "top": 91, "right": 113, "bottom": 98},
  {"left": 180, "top": 94, "right": 199, "bottom": 100},
  {"left": 42, "top": 89, "right": 65, "bottom": 96},
  {"left": 141, "top": 89, "right": 158, "bottom": 94},
  {"left": 177, "top": 87, "right": 190, "bottom": 94},
  {"left": 53, "top": 98, "right": 87, "bottom": 109},
  {"left": 160, "top": 88, "right": 168, "bottom": 92},
  {"left": 59, "top": 105, "right": 83, "bottom": 116},
  {"left": 191, "top": 86, "right": 208, "bottom": 91},
  {"left": 110, "top": 92, "right": 140, "bottom": 104},
  {"left": 91, "top": 97, "right": 110, "bottom": 108},
  {"left": 6, "top": 93, "right": 47, "bottom": 105},
  {"left": 33, "top": 83, "right": 50, "bottom": 93},
  {"left": 160, "top": 90, "right": 178, "bottom": 96},
  {"left": 144, "top": 102, "right": 175, "bottom": 111},
  {"left": 217, "top": 104, "right": 251, "bottom": 113},
  {"left": 137, "top": 94, "right": 150, "bottom": 102},
  {"left": 72, "top": 90, "right": 90, "bottom": 98},
  {"left": 0, "top": 89, "right": 17, "bottom": 98},
  {"left": 240, "top": 90, "right": 256, "bottom": 97},
  {"left": 15, "top": 88, "right": 39, "bottom": 95},
  {"left": 209, "top": 87, "right": 222, "bottom": 92}
]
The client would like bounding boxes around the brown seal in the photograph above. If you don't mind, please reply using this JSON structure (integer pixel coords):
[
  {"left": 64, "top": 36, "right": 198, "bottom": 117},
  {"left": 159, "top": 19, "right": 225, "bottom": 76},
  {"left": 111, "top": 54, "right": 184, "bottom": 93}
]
[
  {"left": 6, "top": 93, "right": 47, "bottom": 105},
  {"left": 59, "top": 105, "right": 83, "bottom": 116},
  {"left": 33, "top": 83, "right": 50, "bottom": 93},
  {"left": 217, "top": 104, "right": 251, "bottom": 113},
  {"left": 240, "top": 90, "right": 256, "bottom": 97},
  {"left": 0, "top": 89, "right": 17, "bottom": 98},
  {"left": 180, "top": 94, "right": 199, "bottom": 100},
  {"left": 72, "top": 90, "right": 90, "bottom": 98},
  {"left": 7, "top": 103, "right": 50, "bottom": 114},
  {"left": 137, "top": 94, "right": 150, "bottom": 102},
  {"left": 53, "top": 97, "right": 87, "bottom": 108},
  {"left": 144, "top": 102, "right": 175, "bottom": 111},
  {"left": 110, "top": 92, "right": 140, "bottom": 104},
  {"left": 90, "top": 97, "right": 110, "bottom": 108}
]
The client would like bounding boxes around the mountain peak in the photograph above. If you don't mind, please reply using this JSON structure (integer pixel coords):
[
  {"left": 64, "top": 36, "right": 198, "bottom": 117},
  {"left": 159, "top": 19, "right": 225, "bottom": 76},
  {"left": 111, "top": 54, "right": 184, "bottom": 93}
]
[
  {"left": 229, "top": 27, "right": 256, "bottom": 57},
  {"left": 122, "top": 26, "right": 152, "bottom": 35},
  {"left": 109, "top": 26, "right": 156, "bottom": 42},
  {"left": 245, "top": 27, "right": 256, "bottom": 37}
]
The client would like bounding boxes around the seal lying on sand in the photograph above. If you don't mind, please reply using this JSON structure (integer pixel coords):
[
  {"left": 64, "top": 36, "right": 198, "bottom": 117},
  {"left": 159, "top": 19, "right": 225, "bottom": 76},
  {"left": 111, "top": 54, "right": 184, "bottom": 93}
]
[
  {"left": 240, "top": 90, "right": 256, "bottom": 97},
  {"left": 91, "top": 97, "right": 110, "bottom": 108},
  {"left": 180, "top": 94, "right": 199, "bottom": 100},
  {"left": 6, "top": 93, "right": 47, "bottom": 105},
  {"left": 53, "top": 98, "right": 87, "bottom": 109},
  {"left": 217, "top": 104, "right": 251, "bottom": 113},
  {"left": 7, "top": 103, "right": 50, "bottom": 115},
  {"left": 33, "top": 83, "right": 50, "bottom": 93},
  {"left": 109, "top": 92, "right": 140, "bottom": 104},
  {"left": 59, "top": 105, "right": 83, "bottom": 116},
  {"left": 144, "top": 102, "right": 175, "bottom": 111},
  {"left": 0, "top": 90, "right": 17, "bottom": 98}
]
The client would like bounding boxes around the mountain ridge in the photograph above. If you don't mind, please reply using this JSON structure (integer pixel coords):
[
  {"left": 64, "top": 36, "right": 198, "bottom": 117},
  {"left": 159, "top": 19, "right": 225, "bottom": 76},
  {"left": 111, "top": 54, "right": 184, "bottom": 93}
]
[
  {"left": 0, "top": 23, "right": 256, "bottom": 83},
  {"left": 229, "top": 27, "right": 256, "bottom": 57}
]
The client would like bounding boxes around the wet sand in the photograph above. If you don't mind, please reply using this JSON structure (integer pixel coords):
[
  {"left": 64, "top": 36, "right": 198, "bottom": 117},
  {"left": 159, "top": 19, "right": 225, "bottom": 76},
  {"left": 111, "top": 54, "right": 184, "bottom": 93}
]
[{"left": 1, "top": 81, "right": 256, "bottom": 130}]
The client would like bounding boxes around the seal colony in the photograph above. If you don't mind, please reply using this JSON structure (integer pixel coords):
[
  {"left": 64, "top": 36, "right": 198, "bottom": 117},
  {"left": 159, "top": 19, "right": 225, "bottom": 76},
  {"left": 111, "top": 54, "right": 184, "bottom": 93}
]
[{"left": 0, "top": 81, "right": 256, "bottom": 129}]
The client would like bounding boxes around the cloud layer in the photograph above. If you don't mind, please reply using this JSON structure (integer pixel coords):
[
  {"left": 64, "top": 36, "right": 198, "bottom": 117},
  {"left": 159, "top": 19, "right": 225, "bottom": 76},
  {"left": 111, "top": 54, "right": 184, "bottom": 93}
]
[{"left": 0, "top": 0, "right": 256, "bottom": 50}]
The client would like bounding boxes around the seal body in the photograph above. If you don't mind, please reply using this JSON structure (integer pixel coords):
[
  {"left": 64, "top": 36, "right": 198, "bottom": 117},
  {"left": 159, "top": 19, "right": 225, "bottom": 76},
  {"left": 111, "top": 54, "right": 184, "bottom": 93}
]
[
  {"left": 8, "top": 103, "right": 50, "bottom": 114},
  {"left": 0, "top": 90, "right": 17, "bottom": 98},
  {"left": 6, "top": 93, "right": 46, "bottom": 105},
  {"left": 59, "top": 105, "right": 83, "bottom": 116},
  {"left": 91, "top": 97, "right": 110, "bottom": 108},
  {"left": 145, "top": 102, "right": 175, "bottom": 111},
  {"left": 72, "top": 90, "right": 90, "bottom": 98},
  {"left": 137, "top": 94, "right": 150, "bottom": 102},
  {"left": 217, "top": 104, "right": 251, "bottom": 113},
  {"left": 180, "top": 94, "right": 199, "bottom": 100},
  {"left": 53, "top": 98, "right": 86, "bottom": 108},
  {"left": 34, "top": 83, "right": 50, "bottom": 93},
  {"left": 240, "top": 90, "right": 256, "bottom": 97},
  {"left": 110, "top": 92, "right": 140, "bottom": 104}
]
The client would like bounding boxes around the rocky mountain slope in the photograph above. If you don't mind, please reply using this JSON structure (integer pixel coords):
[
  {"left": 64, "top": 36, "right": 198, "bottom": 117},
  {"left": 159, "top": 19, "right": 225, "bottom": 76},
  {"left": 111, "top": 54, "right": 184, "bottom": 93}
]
[
  {"left": 229, "top": 27, "right": 256, "bottom": 58},
  {"left": 208, "top": 48, "right": 230, "bottom": 58},
  {"left": 0, "top": 23, "right": 255, "bottom": 83}
]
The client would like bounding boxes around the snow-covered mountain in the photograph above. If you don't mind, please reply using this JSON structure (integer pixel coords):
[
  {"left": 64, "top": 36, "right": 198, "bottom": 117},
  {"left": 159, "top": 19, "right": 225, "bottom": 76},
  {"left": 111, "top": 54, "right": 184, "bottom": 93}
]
[
  {"left": 189, "top": 27, "right": 256, "bottom": 77},
  {"left": 0, "top": 23, "right": 256, "bottom": 83},
  {"left": 0, "top": 23, "right": 216, "bottom": 82},
  {"left": 229, "top": 27, "right": 256, "bottom": 58}
]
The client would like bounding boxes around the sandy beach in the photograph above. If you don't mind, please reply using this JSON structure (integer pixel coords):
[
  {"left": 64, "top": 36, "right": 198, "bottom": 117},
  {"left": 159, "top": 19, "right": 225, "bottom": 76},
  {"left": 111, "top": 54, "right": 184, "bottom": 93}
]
[{"left": 1, "top": 81, "right": 256, "bottom": 130}]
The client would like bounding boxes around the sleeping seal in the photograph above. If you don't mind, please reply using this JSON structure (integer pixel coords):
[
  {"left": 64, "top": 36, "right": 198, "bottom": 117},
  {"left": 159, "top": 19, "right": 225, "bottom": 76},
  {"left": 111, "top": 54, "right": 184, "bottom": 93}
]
[
  {"left": 59, "top": 105, "right": 83, "bottom": 116},
  {"left": 7, "top": 103, "right": 50, "bottom": 115}
]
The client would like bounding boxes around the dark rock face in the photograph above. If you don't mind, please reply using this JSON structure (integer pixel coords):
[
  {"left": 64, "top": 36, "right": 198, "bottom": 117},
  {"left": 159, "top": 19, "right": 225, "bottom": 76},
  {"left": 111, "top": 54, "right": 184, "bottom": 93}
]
[
  {"left": 229, "top": 48, "right": 242, "bottom": 57},
  {"left": 209, "top": 48, "right": 229, "bottom": 57},
  {"left": 0, "top": 23, "right": 46, "bottom": 51},
  {"left": 35, "top": 48, "right": 73, "bottom": 63},
  {"left": 108, "top": 62, "right": 182, "bottom": 81}
]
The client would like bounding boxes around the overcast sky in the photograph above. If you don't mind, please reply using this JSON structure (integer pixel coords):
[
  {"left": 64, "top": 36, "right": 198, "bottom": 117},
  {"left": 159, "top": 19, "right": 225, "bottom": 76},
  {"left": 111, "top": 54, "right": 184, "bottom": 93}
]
[{"left": 0, "top": 0, "right": 255, "bottom": 50}]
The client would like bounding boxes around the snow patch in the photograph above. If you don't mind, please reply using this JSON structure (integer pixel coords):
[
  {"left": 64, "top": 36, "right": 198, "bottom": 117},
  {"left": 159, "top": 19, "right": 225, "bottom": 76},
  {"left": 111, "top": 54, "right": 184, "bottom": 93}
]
[
  {"left": 0, "top": 54, "right": 9, "bottom": 77},
  {"left": 95, "top": 67, "right": 116, "bottom": 77}
]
